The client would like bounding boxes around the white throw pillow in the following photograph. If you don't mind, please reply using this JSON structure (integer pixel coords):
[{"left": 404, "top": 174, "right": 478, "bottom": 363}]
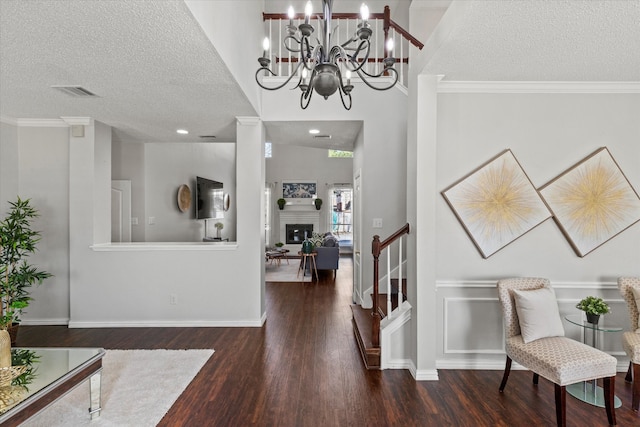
[{"left": 513, "top": 286, "right": 565, "bottom": 344}]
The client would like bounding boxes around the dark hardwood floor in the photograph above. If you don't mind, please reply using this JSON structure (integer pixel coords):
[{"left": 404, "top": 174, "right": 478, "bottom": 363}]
[{"left": 17, "top": 256, "right": 639, "bottom": 426}]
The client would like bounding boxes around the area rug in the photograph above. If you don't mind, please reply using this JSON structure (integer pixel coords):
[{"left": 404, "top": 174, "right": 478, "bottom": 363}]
[
  {"left": 22, "top": 349, "right": 214, "bottom": 427},
  {"left": 265, "top": 258, "right": 311, "bottom": 282}
]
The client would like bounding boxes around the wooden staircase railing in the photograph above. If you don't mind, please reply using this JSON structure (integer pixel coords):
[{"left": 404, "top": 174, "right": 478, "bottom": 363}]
[
  {"left": 371, "top": 222, "right": 410, "bottom": 348},
  {"left": 263, "top": 6, "right": 423, "bottom": 88}
]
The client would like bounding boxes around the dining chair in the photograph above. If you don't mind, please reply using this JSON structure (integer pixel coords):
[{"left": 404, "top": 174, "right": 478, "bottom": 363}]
[{"left": 618, "top": 276, "right": 640, "bottom": 411}]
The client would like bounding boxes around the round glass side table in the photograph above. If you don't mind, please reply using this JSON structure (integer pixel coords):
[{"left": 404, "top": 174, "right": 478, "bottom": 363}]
[{"left": 563, "top": 314, "right": 622, "bottom": 408}]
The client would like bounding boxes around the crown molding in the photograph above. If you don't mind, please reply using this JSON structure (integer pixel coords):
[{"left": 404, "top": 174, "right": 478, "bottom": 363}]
[
  {"left": 15, "top": 118, "right": 68, "bottom": 127},
  {"left": 236, "top": 116, "right": 261, "bottom": 125},
  {"left": 0, "top": 116, "right": 18, "bottom": 126},
  {"left": 437, "top": 81, "right": 640, "bottom": 94},
  {"left": 1, "top": 117, "right": 94, "bottom": 127},
  {"left": 60, "top": 116, "right": 92, "bottom": 126}
]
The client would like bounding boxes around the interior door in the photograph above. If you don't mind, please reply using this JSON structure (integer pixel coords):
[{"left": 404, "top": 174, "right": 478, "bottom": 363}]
[
  {"left": 353, "top": 170, "right": 362, "bottom": 304},
  {"left": 111, "top": 180, "right": 132, "bottom": 242}
]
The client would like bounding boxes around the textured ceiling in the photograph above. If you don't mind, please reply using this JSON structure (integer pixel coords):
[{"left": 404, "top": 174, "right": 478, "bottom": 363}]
[
  {"left": 1, "top": 0, "right": 638, "bottom": 147},
  {"left": 0, "top": 0, "right": 256, "bottom": 143},
  {"left": 266, "top": 121, "right": 362, "bottom": 151},
  {"left": 424, "top": 0, "right": 640, "bottom": 81}
]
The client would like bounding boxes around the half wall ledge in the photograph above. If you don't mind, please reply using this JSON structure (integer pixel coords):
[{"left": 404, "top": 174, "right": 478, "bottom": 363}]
[{"left": 90, "top": 242, "right": 238, "bottom": 251}]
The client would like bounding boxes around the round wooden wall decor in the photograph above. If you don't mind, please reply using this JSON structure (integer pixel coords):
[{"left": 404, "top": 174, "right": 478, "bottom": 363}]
[
  {"left": 177, "top": 184, "right": 191, "bottom": 212},
  {"left": 223, "top": 193, "right": 230, "bottom": 211}
]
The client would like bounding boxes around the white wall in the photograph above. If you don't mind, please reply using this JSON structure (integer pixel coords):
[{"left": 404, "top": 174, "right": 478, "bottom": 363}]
[
  {"left": 185, "top": 0, "right": 263, "bottom": 113},
  {"left": 68, "top": 118, "right": 265, "bottom": 327},
  {"left": 431, "top": 90, "right": 640, "bottom": 370},
  {"left": 266, "top": 143, "right": 353, "bottom": 243},
  {"left": 0, "top": 121, "right": 19, "bottom": 204},
  {"left": 144, "top": 142, "right": 237, "bottom": 242},
  {"left": 15, "top": 126, "right": 70, "bottom": 324}
]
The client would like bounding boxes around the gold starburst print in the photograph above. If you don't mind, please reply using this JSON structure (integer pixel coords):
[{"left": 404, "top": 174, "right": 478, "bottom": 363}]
[
  {"left": 443, "top": 150, "right": 551, "bottom": 258},
  {"left": 539, "top": 147, "right": 640, "bottom": 257}
]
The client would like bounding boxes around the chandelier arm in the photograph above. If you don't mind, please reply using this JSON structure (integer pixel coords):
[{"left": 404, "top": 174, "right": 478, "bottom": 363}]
[
  {"left": 255, "top": 61, "right": 304, "bottom": 91},
  {"left": 349, "top": 39, "right": 371, "bottom": 62},
  {"left": 283, "top": 35, "right": 303, "bottom": 53},
  {"left": 344, "top": 41, "right": 371, "bottom": 73},
  {"left": 354, "top": 67, "right": 399, "bottom": 91},
  {"left": 300, "top": 84, "right": 313, "bottom": 109},
  {"left": 305, "top": 37, "right": 320, "bottom": 64},
  {"left": 340, "top": 35, "right": 359, "bottom": 49},
  {"left": 338, "top": 86, "right": 352, "bottom": 110}
]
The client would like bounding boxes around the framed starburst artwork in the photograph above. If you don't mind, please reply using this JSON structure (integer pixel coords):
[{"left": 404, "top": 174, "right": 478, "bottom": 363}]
[
  {"left": 442, "top": 150, "right": 552, "bottom": 258},
  {"left": 539, "top": 147, "right": 640, "bottom": 257}
]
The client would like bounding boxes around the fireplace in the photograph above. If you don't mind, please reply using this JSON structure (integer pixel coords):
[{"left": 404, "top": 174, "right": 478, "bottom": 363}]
[
  {"left": 279, "top": 210, "right": 319, "bottom": 250},
  {"left": 286, "top": 224, "right": 313, "bottom": 244}
]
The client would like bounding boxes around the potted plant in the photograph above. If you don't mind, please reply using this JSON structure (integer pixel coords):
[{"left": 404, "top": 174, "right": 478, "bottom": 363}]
[
  {"left": 314, "top": 198, "right": 323, "bottom": 210},
  {"left": 0, "top": 197, "right": 52, "bottom": 344},
  {"left": 275, "top": 242, "right": 284, "bottom": 248},
  {"left": 214, "top": 222, "right": 224, "bottom": 238},
  {"left": 576, "top": 296, "right": 610, "bottom": 325},
  {"left": 277, "top": 198, "right": 286, "bottom": 210}
]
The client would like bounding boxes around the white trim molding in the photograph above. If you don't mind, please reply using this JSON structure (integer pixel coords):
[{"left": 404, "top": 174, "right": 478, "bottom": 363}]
[{"left": 437, "top": 81, "right": 640, "bottom": 94}]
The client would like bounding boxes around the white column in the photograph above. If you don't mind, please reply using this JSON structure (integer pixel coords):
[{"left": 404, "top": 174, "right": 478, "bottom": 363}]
[{"left": 236, "top": 117, "right": 266, "bottom": 318}]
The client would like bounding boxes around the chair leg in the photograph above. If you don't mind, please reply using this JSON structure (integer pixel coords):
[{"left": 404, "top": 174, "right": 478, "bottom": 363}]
[
  {"left": 626, "top": 361, "right": 633, "bottom": 383},
  {"left": 533, "top": 373, "right": 539, "bottom": 385},
  {"left": 603, "top": 376, "right": 617, "bottom": 425},
  {"left": 633, "top": 362, "right": 640, "bottom": 412},
  {"left": 554, "top": 384, "right": 566, "bottom": 427},
  {"left": 499, "top": 356, "right": 512, "bottom": 392}
]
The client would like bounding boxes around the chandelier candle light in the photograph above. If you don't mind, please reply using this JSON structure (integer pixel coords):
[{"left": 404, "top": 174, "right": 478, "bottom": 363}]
[{"left": 256, "top": 0, "right": 398, "bottom": 110}]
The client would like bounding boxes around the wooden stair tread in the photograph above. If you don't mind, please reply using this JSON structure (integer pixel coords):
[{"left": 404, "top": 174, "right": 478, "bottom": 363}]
[{"left": 350, "top": 304, "right": 380, "bottom": 369}]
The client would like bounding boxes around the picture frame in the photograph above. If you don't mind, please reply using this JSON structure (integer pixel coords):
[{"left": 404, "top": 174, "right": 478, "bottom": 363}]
[
  {"left": 441, "top": 149, "right": 552, "bottom": 258},
  {"left": 282, "top": 181, "right": 317, "bottom": 200},
  {"left": 538, "top": 147, "right": 640, "bottom": 257}
]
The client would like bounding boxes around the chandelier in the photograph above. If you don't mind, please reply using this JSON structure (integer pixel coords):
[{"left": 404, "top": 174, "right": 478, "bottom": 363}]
[{"left": 255, "top": 0, "right": 398, "bottom": 110}]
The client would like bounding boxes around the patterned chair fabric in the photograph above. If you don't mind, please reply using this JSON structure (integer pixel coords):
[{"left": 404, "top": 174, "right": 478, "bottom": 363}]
[
  {"left": 618, "top": 276, "right": 640, "bottom": 411},
  {"left": 497, "top": 278, "right": 617, "bottom": 426}
]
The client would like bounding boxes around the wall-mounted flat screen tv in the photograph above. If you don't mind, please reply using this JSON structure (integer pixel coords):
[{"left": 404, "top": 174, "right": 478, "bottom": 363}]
[{"left": 195, "top": 176, "right": 224, "bottom": 220}]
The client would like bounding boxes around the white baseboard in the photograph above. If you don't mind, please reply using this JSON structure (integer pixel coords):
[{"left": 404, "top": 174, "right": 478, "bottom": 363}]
[
  {"left": 20, "top": 318, "right": 69, "bottom": 326},
  {"left": 68, "top": 319, "right": 264, "bottom": 328},
  {"left": 436, "top": 358, "right": 631, "bottom": 372}
]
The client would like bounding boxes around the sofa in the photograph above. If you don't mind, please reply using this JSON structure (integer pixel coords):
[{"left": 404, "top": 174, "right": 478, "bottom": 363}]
[{"left": 302, "top": 232, "right": 339, "bottom": 276}]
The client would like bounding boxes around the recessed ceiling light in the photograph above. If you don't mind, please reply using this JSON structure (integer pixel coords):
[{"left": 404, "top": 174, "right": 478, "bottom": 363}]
[
  {"left": 176, "top": 129, "right": 189, "bottom": 135},
  {"left": 309, "top": 129, "right": 320, "bottom": 135}
]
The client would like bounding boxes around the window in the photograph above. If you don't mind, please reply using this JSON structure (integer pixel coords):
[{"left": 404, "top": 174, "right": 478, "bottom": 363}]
[
  {"left": 265, "top": 142, "right": 272, "bottom": 158},
  {"left": 330, "top": 187, "right": 352, "bottom": 245},
  {"left": 328, "top": 149, "right": 353, "bottom": 158},
  {"left": 265, "top": 186, "right": 271, "bottom": 247}
]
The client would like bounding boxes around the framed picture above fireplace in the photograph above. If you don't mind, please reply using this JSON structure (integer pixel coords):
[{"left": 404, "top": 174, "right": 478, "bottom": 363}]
[{"left": 282, "top": 181, "right": 317, "bottom": 200}]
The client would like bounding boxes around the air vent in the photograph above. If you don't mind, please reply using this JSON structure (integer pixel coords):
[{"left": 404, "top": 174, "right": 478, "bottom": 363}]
[
  {"left": 51, "top": 85, "right": 98, "bottom": 97},
  {"left": 199, "top": 135, "right": 217, "bottom": 140},
  {"left": 314, "top": 135, "right": 332, "bottom": 139}
]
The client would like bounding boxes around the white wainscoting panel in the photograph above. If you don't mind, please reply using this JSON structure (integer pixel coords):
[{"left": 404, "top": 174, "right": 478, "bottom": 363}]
[{"left": 436, "top": 279, "right": 630, "bottom": 370}]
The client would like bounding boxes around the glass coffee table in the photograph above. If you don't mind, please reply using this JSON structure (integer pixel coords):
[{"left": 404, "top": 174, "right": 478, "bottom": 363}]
[
  {"left": 0, "top": 347, "right": 105, "bottom": 426},
  {"left": 564, "top": 315, "right": 622, "bottom": 408}
]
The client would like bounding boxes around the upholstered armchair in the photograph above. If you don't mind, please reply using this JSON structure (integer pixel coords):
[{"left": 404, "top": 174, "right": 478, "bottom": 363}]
[
  {"left": 618, "top": 276, "right": 640, "bottom": 411},
  {"left": 497, "top": 277, "right": 617, "bottom": 426}
]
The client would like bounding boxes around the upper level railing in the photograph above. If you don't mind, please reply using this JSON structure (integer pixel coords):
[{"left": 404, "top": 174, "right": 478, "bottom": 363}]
[
  {"left": 263, "top": 6, "right": 423, "bottom": 88},
  {"left": 371, "top": 222, "right": 410, "bottom": 348}
]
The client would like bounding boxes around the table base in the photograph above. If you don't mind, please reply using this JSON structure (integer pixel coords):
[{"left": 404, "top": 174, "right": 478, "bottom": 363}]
[{"left": 567, "top": 382, "right": 622, "bottom": 408}]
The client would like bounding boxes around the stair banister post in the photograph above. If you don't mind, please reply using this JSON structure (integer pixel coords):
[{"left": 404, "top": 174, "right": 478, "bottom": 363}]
[
  {"left": 371, "top": 235, "right": 382, "bottom": 348},
  {"left": 398, "top": 236, "right": 403, "bottom": 305},
  {"left": 386, "top": 246, "right": 392, "bottom": 318}
]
